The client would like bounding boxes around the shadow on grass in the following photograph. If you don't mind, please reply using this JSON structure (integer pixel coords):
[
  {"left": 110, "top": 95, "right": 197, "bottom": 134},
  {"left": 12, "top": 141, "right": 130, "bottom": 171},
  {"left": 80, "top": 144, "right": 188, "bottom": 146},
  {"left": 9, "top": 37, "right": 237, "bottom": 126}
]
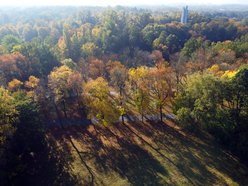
[
  {"left": 1, "top": 124, "right": 79, "bottom": 186},
  {"left": 60, "top": 124, "right": 168, "bottom": 186},
  {"left": 48, "top": 119, "right": 248, "bottom": 186},
  {"left": 93, "top": 130, "right": 168, "bottom": 185},
  {"left": 144, "top": 120, "right": 248, "bottom": 185},
  {"left": 99, "top": 140, "right": 168, "bottom": 186}
]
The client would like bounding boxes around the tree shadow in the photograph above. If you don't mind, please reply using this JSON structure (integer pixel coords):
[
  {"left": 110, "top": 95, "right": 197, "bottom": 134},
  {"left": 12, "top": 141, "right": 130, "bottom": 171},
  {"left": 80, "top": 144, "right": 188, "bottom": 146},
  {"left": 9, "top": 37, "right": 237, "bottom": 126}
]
[
  {"left": 2, "top": 122, "right": 79, "bottom": 186},
  {"left": 47, "top": 119, "right": 248, "bottom": 186},
  {"left": 48, "top": 125, "right": 96, "bottom": 185},
  {"left": 144, "top": 120, "right": 248, "bottom": 185},
  {"left": 99, "top": 141, "right": 168, "bottom": 186},
  {"left": 63, "top": 124, "right": 169, "bottom": 185},
  {"left": 91, "top": 128, "right": 168, "bottom": 185}
]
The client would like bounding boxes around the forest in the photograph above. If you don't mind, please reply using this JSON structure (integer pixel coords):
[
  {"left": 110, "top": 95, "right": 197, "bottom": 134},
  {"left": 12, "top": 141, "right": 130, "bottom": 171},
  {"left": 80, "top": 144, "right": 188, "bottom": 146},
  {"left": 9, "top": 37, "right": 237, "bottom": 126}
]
[{"left": 0, "top": 5, "right": 248, "bottom": 186}]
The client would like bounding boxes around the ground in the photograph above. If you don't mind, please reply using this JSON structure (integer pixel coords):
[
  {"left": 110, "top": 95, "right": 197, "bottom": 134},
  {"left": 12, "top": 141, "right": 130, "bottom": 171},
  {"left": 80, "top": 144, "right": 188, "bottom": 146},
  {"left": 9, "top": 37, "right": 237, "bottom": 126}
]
[{"left": 47, "top": 117, "right": 248, "bottom": 186}]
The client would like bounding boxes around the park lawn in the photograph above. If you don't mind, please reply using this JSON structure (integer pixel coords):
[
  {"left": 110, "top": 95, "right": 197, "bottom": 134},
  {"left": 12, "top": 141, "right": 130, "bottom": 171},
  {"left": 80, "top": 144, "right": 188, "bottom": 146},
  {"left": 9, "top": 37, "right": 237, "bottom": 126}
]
[{"left": 47, "top": 118, "right": 248, "bottom": 186}]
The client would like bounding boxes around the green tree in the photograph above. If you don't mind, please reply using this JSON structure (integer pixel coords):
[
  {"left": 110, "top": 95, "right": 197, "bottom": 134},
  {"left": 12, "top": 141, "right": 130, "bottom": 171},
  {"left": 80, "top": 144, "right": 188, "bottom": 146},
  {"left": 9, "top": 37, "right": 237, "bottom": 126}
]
[
  {"left": 227, "top": 67, "right": 248, "bottom": 126},
  {"left": 173, "top": 72, "right": 224, "bottom": 128},
  {"left": 181, "top": 37, "right": 203, "bottom": 58},
  {"left": 1, "top": 34, "right": 22, "bottom": 53},
  {"left": 3, "top": 91, "right": 77, "bottom": 185}
]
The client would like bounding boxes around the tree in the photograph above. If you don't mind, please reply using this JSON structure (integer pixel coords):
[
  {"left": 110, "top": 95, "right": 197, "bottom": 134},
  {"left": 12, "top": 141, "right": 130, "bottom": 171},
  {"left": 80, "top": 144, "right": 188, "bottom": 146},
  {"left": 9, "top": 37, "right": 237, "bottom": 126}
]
[
  {"left": 0, "top": 87, "right": 18, "bottom": 147},
  {"left": 110, "top": 65, "right": 127, "bottom": 97},
  {"left": 226, "top": 67, "right": 248, "bottom": 126},
  {"left": 0, "top": 53, "right": 30, "bottom": 83},
  {"left": 8, "top": 79, "right": 23, "bottom": 92},
  {"left": 83, "top": 77, "right": 119, "bottom": 126},
  {"left": 48, "top": 65, "right": 83, "bottom": 119},
  {"left": 149, "top": 50, "right": 165, "bottom": 67},
  {"left": 165, "top": 34, "right": 179, "bottom": 54},
  {"left": 61, "top": 58, "right": 77, "bottom": 70},
  {"left": 109, "top": 64, "right": 128, "bottom": 124},
  {"left": 3, "top": 91, "right": 77, "bottom": 185},
  {"left": 58, "top": 25, "right": 71, "bottom": 59},
  {"left": 16, "top": 39, "right": 59, "bottom": 77},
  {"left": 88, "top": 58, "right": 105, "bottom": 79},
  {"left": 24, "top": 76, "right": 50, "bottom": 119},
  {"left": 173, "top": 67, "right": 248, "bottom": 164},
  {"left": 24, "top": 75, "right": 40, "bottom": 99},
  {"left": 186, "top": 48, "right": 211, "bottom": 73},
  {"left": 21, "top": 24, "right": 37, "bottom": 41},
  {"left": 170, "top": 53, "right": 187, "bottom": 92},
  {"left": 1, "top": 35, "right": 22, "bottom": 53},
  {"left": 227, "top": 67, "right": 248, "bottom": 163},
  {"left": 181, "top": 37, "right": 203, "bottom": 58},
  {"left": 173, "top": 72, "right": 224, "bottom": 128},
  {"left": 81, "top": 42, "right": 100, "bottom": 58},
  {"left": 70, "top": 33, "right": 82, "bottom": 62},
  {"left": 147, "top": 64, "right": 174, "bottom": 122},
  {"left": 128, "top": 66, "right": 150, "bottom": 122}
]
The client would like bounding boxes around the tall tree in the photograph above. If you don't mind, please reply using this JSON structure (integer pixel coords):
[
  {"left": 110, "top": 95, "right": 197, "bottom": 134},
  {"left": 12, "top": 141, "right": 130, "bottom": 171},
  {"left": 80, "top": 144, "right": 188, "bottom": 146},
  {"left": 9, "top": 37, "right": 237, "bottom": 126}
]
[
  {"left": 0, "top": 87, "right": 18, "bottom": 147},
  {"left": 83, "top": 77, "right": 119, "bottom": 126},
  {"left": 147, "top": 64, "right": 174, "bottom": 122},
  {"left": 128, "top": 66, "right": 150, "bottom": 122},
  {"left": 48, "top": 65, "right": 83, "bottom": 119}
]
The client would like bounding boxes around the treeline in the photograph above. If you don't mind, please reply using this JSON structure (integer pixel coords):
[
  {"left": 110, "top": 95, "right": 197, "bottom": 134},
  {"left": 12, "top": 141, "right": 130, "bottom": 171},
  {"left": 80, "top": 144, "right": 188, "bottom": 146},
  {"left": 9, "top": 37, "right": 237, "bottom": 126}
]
[
  {"left": 0, "top": 7, "right": 247, "bottom": 59},
  {"left": 0, "top": 6, "right": 248, "bottom": 185}
]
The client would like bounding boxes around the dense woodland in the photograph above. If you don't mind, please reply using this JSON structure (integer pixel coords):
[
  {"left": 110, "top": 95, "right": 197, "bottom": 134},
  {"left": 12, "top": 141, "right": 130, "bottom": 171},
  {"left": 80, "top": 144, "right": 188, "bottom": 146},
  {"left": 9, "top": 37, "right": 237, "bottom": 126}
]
[{"left": 0, "top": 6, "right": 248, "bottom": 185}]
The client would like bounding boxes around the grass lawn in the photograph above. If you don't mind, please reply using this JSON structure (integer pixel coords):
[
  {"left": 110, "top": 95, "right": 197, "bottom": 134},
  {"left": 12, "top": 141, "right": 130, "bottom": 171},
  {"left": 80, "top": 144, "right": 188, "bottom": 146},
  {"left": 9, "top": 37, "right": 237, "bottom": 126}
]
[{"left": 47, "top": 118, "right": 248, "bottom": 186}]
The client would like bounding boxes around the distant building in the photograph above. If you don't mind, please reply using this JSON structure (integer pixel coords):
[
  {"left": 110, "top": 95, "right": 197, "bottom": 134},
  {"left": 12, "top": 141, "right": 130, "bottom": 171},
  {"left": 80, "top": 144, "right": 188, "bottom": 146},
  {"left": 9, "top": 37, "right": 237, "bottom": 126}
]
[{"left": 181, "top": 6, "right": 188, "bottom": 24}]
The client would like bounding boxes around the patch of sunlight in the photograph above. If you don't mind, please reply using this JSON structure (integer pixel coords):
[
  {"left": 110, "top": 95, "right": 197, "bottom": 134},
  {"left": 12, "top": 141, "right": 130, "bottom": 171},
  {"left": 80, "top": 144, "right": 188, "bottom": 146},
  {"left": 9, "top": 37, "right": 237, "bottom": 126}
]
[
  {"left": 221, "top": 70, "right": 237, "bottom": 79},
  {"left": 207, "top": 166, "right": 239, "bottom": 186}
]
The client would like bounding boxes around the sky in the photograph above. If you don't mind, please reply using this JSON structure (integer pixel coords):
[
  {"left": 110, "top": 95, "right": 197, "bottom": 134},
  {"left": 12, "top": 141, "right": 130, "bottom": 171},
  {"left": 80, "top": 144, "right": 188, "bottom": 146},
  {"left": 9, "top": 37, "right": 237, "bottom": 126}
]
[{"left": 1, "top": 0, "right": 248, "bottom": 6}]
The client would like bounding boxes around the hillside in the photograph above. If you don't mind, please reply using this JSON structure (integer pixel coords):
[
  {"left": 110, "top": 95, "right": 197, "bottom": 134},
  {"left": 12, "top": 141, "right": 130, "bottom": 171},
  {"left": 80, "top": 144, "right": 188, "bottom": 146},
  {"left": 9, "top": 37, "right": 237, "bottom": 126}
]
[{"left": 47, "top": 119, "right": 248, "bottom": 186}]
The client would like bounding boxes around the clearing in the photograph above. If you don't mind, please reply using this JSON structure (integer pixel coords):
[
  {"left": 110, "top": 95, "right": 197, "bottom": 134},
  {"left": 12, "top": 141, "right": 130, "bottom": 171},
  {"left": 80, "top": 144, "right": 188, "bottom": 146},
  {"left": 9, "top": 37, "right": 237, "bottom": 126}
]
[{"left": 47, "top": 118, "right": 248, "bottom": 186}]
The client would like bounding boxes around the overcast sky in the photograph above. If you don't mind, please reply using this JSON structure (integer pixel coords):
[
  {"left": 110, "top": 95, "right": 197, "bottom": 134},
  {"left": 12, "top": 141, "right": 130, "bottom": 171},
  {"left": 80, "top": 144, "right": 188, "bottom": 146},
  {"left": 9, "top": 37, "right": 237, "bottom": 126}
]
[{"left": 1, "top": 0, "right": 248, "bottom": 6}]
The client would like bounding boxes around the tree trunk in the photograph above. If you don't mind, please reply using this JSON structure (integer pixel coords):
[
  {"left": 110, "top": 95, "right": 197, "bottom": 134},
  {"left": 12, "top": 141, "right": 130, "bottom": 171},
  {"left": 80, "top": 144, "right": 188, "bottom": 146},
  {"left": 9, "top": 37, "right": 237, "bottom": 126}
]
[
  {"left": 122, "top": 115, "right": 124, "bottom": 124},
  {"left": 53, "top": 101, "right": 63, "bottom": 128},
  {"left": 176, "top": 74, "right": 179, "bottom": 93},
  {"left": 119, "top": 87, "right": 122, "bottom": 97},
  {"left": 160, "top": 105, "right": 163, "bottom": 122},
  {"left": 62, "top": 99, "right": 68, "bottom": 119}
]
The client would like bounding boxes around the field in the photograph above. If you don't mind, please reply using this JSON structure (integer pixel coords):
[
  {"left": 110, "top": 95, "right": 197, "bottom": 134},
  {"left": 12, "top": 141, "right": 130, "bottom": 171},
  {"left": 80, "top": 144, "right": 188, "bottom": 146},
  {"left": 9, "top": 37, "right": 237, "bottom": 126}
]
[{"left": 47, "top": 118, "right": 248, "bottom": 186}]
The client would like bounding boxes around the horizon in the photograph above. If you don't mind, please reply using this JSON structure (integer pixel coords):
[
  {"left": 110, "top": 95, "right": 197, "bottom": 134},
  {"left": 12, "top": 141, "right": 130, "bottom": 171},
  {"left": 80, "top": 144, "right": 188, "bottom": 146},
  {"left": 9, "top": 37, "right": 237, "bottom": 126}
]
[{"left": 1, "top": 0, "right": 248, "bottom": 7}]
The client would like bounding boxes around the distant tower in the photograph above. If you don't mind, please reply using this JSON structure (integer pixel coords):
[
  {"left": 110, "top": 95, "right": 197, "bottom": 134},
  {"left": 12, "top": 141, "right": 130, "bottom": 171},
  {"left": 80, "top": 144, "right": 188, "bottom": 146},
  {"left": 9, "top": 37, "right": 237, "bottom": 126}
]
[{"left": 181, "top": 6, "right": 188, "bottom": 24}]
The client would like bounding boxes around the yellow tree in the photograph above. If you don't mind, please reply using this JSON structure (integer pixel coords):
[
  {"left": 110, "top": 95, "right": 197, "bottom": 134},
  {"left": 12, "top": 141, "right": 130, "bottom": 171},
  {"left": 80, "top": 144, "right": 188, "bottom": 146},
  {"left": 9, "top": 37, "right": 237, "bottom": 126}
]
[
  {"left": 0, "top": 87, "right": 18, "bottom": 146},
  {"left": 24, "top": 75, "right": 40, "bottom": 99},
  {"left": 24, "top": 75, "right": 50, "bottom": 119},
  {"left": 81, "top": 42, "right": 100, "bottom": 58},
  {"left": 48, "top": 65, "right": 83, "bottom": 119},
  {"left": 128, "top": 66, "right": 150, "bottom": 122},
  {"left": 83, "top": 77, "right": 119, "bottom": 126},
  {"left": 8, "top": 79, "right": 23, "bottom": 92}
]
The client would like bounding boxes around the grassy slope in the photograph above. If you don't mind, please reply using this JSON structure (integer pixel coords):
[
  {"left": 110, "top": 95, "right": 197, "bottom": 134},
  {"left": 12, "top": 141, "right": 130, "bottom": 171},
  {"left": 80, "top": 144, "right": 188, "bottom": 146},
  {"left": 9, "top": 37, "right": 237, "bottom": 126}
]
[{"left": 48, "top": 118, "right": 248, "bottom": 186}]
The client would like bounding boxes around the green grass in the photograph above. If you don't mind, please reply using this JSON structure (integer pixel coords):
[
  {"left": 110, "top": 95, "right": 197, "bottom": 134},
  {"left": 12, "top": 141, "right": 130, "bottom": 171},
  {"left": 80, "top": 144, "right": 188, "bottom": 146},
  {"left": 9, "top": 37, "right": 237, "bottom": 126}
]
[{"left": 48, "top": 119, "right": 248, "bottom": 186}]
